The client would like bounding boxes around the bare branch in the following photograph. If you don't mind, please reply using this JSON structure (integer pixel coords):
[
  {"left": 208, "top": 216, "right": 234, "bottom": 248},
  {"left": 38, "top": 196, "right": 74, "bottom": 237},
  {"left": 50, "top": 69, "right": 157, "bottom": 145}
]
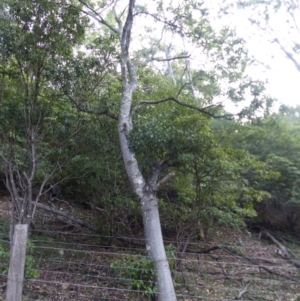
[
  {"left": 182, "top": 37, "right": 196, "bottom": 99},
  {"left": 130, "top": 82, "right": 188, "bottom": 117},
  {"left": 131, "top": 95, "right": 231, "bottom": 119},
  {"left": 274, "top": 38, "right": 300, "bottom": 73},
  {"left": 31, "top": 167, "right": 60, "bottom": 219},
  {"left": 282, "top": 0, "right": 300, "bottom": 35},
  {"left": 113, "top": 2, "right": 123, "bottom": 34},
  {"left": 175, "top": 82, "right": 189, "bottom": 97},
  {"left": 121, "top": 0, "right": 134, "bottom": 54},
  {"left": 248, "top": 16, "right": 300, "bottom": 73},
  {"left": 154, "top": 171, "right": 175, "bottom": 191},
  {"left": 78, "top": 0, "right": 119, "bottom": 34},
  {"left": 0, "top": 151, "right": 9, "bottom": 165},
  {"left": 151, "top": 55, "right": 190, "bottom": 62},
  {"left": 121, "top": 0, "right": 136, "bottom": 87},
  {"left": 134, "top": 10, "right": 184, "bottom": 36},
  {"left": 236, "top": 283, "right": 250, "bottom": 299}
]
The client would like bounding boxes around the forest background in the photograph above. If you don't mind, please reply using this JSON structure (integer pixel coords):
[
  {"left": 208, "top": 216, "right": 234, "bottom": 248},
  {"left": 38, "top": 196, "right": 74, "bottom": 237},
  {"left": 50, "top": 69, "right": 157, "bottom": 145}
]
[{"left": 0, "top": 0, "right": 300, "bottom": 299}]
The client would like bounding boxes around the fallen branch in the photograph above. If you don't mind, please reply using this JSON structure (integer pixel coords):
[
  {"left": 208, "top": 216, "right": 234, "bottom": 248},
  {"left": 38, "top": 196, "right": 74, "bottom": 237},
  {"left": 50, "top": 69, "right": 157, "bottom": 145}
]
[
  {"left": 31, "top": 201, "right": 97, "bottom": 232},
  {"left": 262, "top": 231, "right": 300, "bottom": 270},
  {"left": 273, "top": 234, "right": 300, "bottom": 246},
  {"left": 49, "top": 198, "right": 74, "bottom": 214},
  {"left": 186, "top": 245, "right": 221, "bottom": 254},
  {"left": 222, "top": 246, "right": 298, "bottom": 282},
  {"left": 186, "top": 245, "right": 299, "bottom": 282}
]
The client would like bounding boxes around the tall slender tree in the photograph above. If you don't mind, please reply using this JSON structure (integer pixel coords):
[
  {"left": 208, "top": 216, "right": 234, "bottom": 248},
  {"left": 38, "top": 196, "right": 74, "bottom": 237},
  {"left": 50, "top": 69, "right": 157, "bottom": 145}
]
[
  {"left": 0, "top": 0, "right": 87, "bottom": 225},
  {"left": 78, "top": 1, "right": 273, "bottom": 299}
]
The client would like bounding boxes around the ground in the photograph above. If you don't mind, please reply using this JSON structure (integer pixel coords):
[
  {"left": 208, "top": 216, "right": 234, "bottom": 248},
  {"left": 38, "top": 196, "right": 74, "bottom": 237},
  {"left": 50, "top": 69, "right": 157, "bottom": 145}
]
[{"left": 0, "top": 195, "right": 300, "bottom": 300}]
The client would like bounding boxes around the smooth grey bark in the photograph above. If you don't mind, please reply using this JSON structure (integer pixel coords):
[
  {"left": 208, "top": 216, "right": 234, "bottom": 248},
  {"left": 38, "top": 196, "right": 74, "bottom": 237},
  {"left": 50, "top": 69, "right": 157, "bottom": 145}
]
[
  {"left": 140, "top": 192, "right": 177, "bottom": 300},
  {"left": 116, "top": 1, "right": 177, "bottom": 300},
  {"left": 163, "top": 33, "right": 176, "bottom": 84}
]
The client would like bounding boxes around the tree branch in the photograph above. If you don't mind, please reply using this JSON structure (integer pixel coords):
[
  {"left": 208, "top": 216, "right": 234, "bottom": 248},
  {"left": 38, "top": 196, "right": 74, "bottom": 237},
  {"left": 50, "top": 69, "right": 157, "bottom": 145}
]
[
  {"left": 263, "top": 231, "right": 300, "bottom": 270},
  {"left": 121, "top": 0, "right": 136, "bottom": 86},
  {"left": 148, "top": 158, "right": 169, "bottom": 188},
  {"left": 248, "top": 16, "right": 300, "bottom": 73},
  {"left": 134, "top": 11, "right": 185, "bottom": 37},
  {"left": 132, "top": 95, "right": 232, "bottom": 119},
  {"left": 151, "top": 55, "right": 190, "bottom": 62},
  {"left": 154, "top": 171, "right": 175, "bottom": 191},
  {"left": 78, "top": 0, "right": 119, "bottom": 35},
  {"left": 236, "top": 283, "right": 250, "bottom": 299},
  {"left": 274, "top": 38, "right": 300, "bottom": 73},
  {"left": 66, "top": 94, "right": 118, "bottom": 120}
]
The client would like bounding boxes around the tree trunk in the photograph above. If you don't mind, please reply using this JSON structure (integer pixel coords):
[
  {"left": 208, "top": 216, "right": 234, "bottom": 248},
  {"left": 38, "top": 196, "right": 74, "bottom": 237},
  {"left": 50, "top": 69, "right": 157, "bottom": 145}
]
[
  {"left": 118, "top": 123, "right": 176, "bottom": 300},
  {"left": 141, "top": 192, "right": 177, "bottom": 301},
  {"left": 115, "top": 1, "right": 177, "bottom": 299}
]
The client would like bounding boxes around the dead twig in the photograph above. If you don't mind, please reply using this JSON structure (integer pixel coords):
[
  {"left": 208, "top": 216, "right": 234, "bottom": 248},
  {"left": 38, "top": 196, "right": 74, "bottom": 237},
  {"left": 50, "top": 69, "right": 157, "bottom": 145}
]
[{"left": 234, "top": 283, "right": 250, "bottom": 299}]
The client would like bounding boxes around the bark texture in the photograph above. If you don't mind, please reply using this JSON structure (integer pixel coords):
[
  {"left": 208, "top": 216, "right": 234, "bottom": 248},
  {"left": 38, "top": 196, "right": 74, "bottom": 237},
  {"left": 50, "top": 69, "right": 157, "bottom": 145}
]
[
  {"left": 116, "top": 1, "right": 177, "bottom": 300},
  {"left": 141, "top": 192, "right": 177, "bottom": 300}
]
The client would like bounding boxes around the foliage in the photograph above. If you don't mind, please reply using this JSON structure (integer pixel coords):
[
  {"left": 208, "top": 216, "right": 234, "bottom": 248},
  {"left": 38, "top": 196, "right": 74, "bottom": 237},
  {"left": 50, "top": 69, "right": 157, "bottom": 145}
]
[
  {"left": 1, "top": 2, "right": 296, "bottom": 299},
  {"left": 0, "top": 243, "right": 9, "bottom": 275},
  {"left": 231, "top": 106, "right": 300, "bottom": 229},
  {"left": 234, "top": 107, "right": 300, "bottom": 206},
  {"left": 165, "top": 244, "right": 176, "bottom": 272},
  {"left": 0, "top": 0, "right": 287, "bottom": 237},
  {"left": 111, "top": 255, "right": 157, "bottom": 299},
  {"left": 0, "top": 0, "right": 89, "bottom": 223},
  {"left": 0, "top": 240, "right": 38, "bottom": 278},
  {"left": 25, "top": 240, "right": 39, "bottom": 278},
  {"left": 130, "top": 100, "right": 274, "bottom": 236}
]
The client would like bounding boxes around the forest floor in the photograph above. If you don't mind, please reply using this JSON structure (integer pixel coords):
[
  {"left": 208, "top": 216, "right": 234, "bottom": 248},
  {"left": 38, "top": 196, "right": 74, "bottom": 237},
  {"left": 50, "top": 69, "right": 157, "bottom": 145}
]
[{"left": 0, "top": 195, "right": 300, "bottom": 300}]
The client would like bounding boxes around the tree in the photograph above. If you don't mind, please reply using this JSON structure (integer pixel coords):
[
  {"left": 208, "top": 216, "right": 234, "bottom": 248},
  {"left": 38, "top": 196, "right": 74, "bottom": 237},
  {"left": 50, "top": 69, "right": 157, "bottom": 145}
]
[
  {"left": 76, "top": 0, "right": 275, "bottom": 299},
  {"left": 222, "top": 0, "right": 300, "bottom": 73},
  {"left": 0, "top": 0, "right": 88, "bottom": 226},
  {"left": 113, "top": 3, "right": 177, "bottom": 299},
  {"left": 232, "top": 106, "right": 300, "bottom": 230}
]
